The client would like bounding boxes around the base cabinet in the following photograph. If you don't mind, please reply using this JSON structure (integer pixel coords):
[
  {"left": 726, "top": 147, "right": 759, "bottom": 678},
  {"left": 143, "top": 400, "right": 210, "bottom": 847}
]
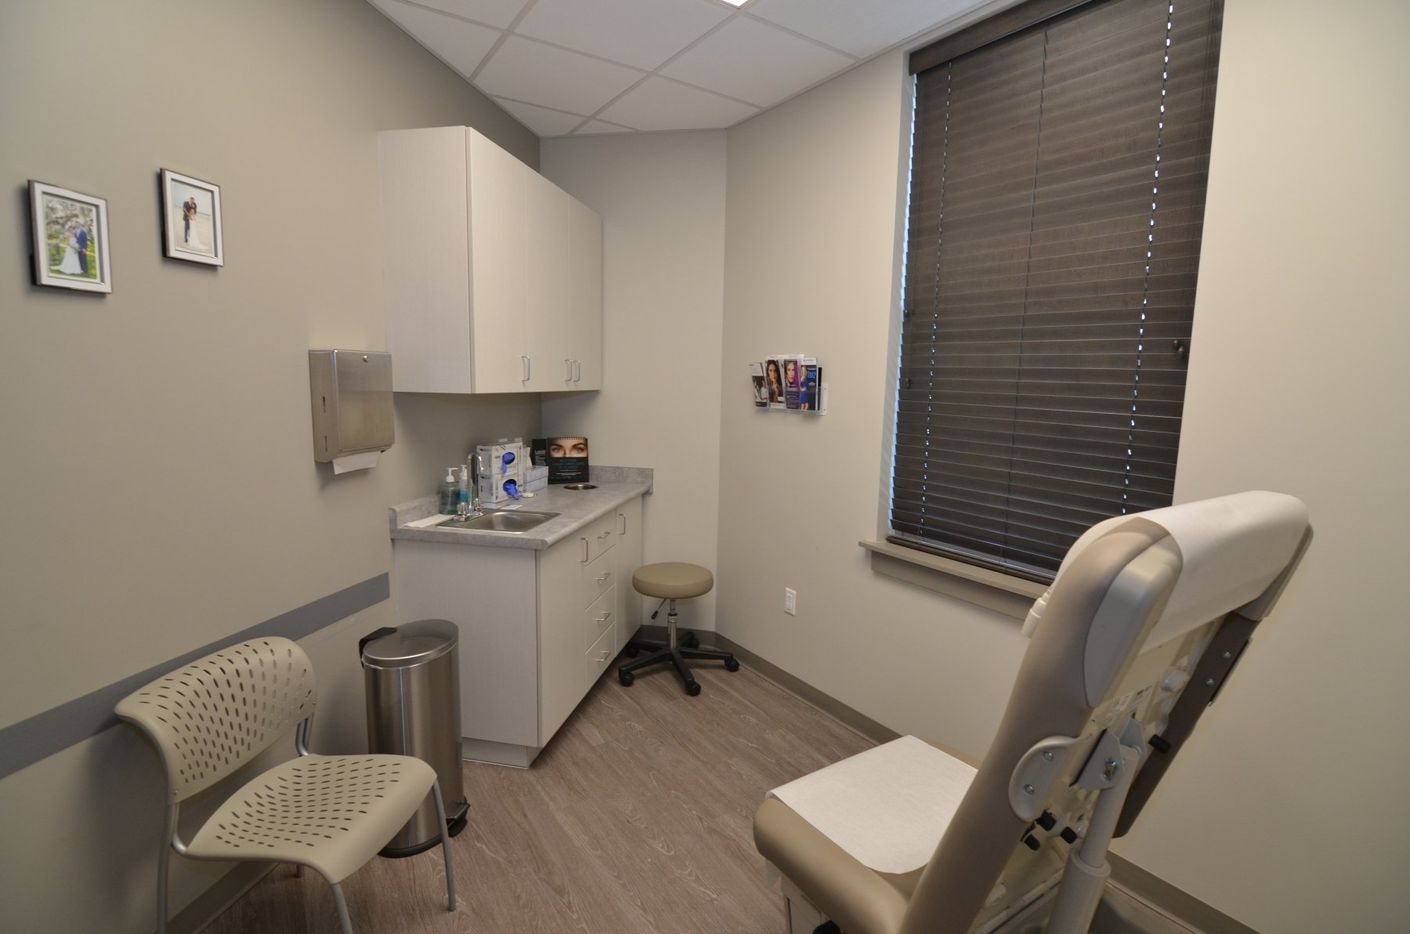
[{"left": 391, "top": 496, "right": 643, "bottom": 767}]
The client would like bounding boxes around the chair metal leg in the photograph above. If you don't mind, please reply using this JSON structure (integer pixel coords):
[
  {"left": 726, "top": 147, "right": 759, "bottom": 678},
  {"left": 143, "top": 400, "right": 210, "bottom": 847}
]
[
  {"left": 331, "top": 881, "right": 354, "bottom": 934},
  {"left": 157, "top": 807, "right": 175, "bottom": 934},
  {"left": 431, "top": 780, "right": 457, "bottom": 911}
]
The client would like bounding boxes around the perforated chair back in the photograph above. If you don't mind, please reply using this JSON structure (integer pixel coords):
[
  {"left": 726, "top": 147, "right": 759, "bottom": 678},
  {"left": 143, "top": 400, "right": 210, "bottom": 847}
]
[{"left": 116, "top": 637, "right": 317, "bottom": 803}]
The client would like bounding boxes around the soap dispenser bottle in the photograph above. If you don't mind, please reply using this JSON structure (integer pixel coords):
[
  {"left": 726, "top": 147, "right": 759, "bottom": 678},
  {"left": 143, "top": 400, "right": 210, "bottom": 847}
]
[{"left": 438, "top": 468, "right": 458, "bottom": 515}]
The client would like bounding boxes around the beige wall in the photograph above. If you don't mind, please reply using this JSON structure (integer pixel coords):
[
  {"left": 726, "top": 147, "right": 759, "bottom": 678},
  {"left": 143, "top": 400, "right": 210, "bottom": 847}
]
[
  {"left": 0, "top": 0, "right": 538, "bottom": 929},
  {"left": 540, "top": 132, "right": 727, "bottom": 631},
  {"left": 715, "top": 2, "right": 1409, "bottom": 930},
  {"left": 1112, "top": 1, "right": 1410, "bottom": 929}
]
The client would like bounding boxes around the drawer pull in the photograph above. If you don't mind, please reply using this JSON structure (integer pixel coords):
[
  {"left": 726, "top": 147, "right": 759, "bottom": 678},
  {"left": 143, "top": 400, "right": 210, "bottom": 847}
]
[
  {"left": 618, "top": 512, "right": 626, "bottom": 535},
  {"left": 521, "top": 355, "right": 531, "bottom": 382},
  {"left": 598, "top": 531, "right": 611, "bottom": 540},
  {"left": 594, "top": 572, "right": 612, "bottom": 584},
  {"left": 595, "top": 612, "right": 613, "bottom": 624},
  {"left": 564, "top": 358, "right": 573, "bottom": 381},
  {"left": 593, "top": 650, "right": 610, "bottom": 662},
  {"left": 580, "top": 538, "right": 589, "bottom": 562}
]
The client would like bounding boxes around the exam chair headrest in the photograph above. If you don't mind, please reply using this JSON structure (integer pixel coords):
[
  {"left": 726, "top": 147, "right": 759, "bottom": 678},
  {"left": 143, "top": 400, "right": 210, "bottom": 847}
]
[{"left": 1022, "top": 491, "right": 1310, "bottom": 651}]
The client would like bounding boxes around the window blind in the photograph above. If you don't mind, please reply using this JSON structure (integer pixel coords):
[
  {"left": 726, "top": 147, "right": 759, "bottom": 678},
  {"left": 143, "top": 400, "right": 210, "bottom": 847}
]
[{"left": 890, "top": 0, "right": 1223, "bottom": 581}]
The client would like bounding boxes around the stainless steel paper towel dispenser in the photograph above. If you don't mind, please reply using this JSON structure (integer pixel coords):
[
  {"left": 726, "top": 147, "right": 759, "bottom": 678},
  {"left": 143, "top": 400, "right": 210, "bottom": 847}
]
[{"left": 309, "top": 350, "right": 394, "bottom": 462}]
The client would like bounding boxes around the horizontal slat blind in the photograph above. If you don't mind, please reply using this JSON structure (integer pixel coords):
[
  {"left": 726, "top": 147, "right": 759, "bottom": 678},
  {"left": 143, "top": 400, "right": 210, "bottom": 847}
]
[{"left": 891, "top": 0, "right": 1222, "bottom": 580}]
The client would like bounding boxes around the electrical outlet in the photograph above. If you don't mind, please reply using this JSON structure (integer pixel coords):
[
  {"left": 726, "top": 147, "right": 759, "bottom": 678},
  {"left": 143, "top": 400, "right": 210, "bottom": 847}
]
[{"left": 784, "top": 587, "right": 797, "bottom": 615}]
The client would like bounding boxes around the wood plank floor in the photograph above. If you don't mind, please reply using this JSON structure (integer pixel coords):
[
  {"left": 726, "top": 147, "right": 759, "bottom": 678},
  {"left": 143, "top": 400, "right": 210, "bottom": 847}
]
[{"left": 203, "top": 657, "right": 874, "bottom": 933}]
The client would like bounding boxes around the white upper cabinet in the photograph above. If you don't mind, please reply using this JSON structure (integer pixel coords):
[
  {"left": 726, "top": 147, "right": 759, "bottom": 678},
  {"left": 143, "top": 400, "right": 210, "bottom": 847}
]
[{"left": 379, "top": 127, "right": 603, "bottom": 394}]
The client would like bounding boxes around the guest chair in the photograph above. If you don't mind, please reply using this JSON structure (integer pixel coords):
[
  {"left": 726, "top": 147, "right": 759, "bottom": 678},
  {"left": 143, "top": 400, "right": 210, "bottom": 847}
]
[
  {"left": 115, "top": 637, "right": 457, "bottom": 934},
  {"left": 618, "top": 561, "right": 739, "bottom": 695},
  {"left": 754, "top": 491, "right": 1311, "bottom": 934}
]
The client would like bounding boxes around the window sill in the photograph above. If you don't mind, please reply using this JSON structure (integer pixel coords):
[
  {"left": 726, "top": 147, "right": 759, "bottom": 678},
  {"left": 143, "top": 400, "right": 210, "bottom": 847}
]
[{"left": 859, "top": 539, "right": 1047, "bottom": 621}]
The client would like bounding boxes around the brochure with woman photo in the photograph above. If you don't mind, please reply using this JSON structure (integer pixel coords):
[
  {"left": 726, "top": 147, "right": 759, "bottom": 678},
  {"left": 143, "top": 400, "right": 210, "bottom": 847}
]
[
  {"left": 750, "top": 362, "right": 768, "bottom": 407},
  {"left": 764, "top": 358, "right": 786, "bottom": 408},
  {"left": 783, "top": 356, "right": 802, "bottom": 409}
]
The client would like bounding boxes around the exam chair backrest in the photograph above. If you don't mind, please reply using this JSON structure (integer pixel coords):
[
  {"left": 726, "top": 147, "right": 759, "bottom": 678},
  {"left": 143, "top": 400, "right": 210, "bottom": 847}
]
[{"left": 900, "top": 492, "right": 1310, "bottom": 934}]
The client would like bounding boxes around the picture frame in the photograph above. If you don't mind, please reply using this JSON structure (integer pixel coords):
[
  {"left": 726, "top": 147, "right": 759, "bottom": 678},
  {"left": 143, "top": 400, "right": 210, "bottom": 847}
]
[
  {"left": 29, "top": 181, "right": 112, "bottom": 293},
  {"left": 160, "top": 168, "right": 223, "bottom": 266}
]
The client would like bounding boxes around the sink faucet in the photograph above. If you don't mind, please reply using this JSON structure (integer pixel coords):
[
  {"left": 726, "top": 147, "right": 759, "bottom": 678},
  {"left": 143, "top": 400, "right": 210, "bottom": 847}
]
[{"left": 468, "top": 452, "right": 484, "bottom": 515}]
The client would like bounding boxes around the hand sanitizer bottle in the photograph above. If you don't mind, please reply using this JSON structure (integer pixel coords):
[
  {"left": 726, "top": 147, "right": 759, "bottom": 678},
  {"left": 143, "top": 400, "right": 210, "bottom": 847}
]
[{"left": 457, "top": 465, "right": 470, "bottom": 517}]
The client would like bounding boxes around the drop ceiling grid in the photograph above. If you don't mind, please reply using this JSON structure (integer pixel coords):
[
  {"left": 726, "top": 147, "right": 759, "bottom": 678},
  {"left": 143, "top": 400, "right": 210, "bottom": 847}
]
[{"left": 367, "top": 0, "right": 997, "bottom": 136}]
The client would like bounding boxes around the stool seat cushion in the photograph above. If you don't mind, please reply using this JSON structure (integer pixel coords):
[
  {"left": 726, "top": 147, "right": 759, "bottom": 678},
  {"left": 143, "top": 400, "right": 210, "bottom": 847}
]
[{"left": 633, "top": 562, "right": 714, "bottom": 599}]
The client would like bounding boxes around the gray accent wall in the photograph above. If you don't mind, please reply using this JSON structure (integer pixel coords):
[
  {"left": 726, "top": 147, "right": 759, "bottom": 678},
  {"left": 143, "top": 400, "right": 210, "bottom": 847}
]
[{"left": 0, "top": 0, "right": 539, "bottom": 930}]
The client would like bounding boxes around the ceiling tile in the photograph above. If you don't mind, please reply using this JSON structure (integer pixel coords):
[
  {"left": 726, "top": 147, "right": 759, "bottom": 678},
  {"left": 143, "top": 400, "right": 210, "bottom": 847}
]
[
  {"left": 494, "top": 98, "right": 588, "bottom": 136},
  {"left": 415, "top": 0, "right": 530, "bottom": 30},
  {"left": 574, "top": 119, "right": 637, "bottom": 136},
  {"left": 747, "top": 0, "right": 976, "bottom": 58},
  {"left": 476, "top": 35, "right": 646, "bottom": 116},
  {"left": 659, "top": 16, "right": 853, "bottom": 108},
  {"left": 370, "top": 0, "right": 503, "bottom": 79},
  {"left": 517, "top": 0, "right": 730, "bottom": 71},
  {"left": 598, "top": 76, "right": 757, "bottom": 132}
]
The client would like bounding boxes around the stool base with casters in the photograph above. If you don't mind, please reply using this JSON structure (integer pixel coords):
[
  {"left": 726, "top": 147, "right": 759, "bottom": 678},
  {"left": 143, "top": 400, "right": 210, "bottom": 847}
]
[{"left": 618, "top": 562, "right": 737, "bottom": 696}]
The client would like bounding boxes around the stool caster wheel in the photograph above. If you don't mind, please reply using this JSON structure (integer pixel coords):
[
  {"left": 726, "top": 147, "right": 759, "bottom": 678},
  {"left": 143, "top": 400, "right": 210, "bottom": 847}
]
[
  {"left": 618, "top": 669, "right": 635, "bottom": 687},
  {"left": 724, "top": 656, "right": 739, "bottom": 672},
  {"left": 683, "top": 632, "right": 700, "bottom": 649},
  {"left": 685, "top": 680, "right": 701, "bottom": 697}
]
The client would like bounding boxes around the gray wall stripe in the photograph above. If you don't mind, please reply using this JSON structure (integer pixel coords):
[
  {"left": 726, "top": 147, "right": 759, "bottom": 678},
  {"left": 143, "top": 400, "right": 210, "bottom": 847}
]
[{"left": 0, "top": 573, "right": 389, "bottom": 781}]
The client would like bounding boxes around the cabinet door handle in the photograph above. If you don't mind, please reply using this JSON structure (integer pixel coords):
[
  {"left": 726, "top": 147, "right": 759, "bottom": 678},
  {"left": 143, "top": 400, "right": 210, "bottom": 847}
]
[
  {"left": 594, "top": 571, "right": 612, "bottom": 584},
  {"left": 564, "top": 358, "right": 573, "bottom": 382},
  {"left": 521, "top": 355, "right": 531, "bottom": 382},
  {"left": 580, "top": 537, "right": 589, "bottom": 562},
  {"left": 617, "top": 512, "right": 626, "bottom": 535},
  {"left": 573, "top": 359, "right": 581, "bottom": 383}
]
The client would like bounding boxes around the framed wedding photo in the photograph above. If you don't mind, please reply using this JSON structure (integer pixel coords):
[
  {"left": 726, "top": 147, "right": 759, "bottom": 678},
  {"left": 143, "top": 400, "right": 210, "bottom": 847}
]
[
  {"left": 161, "top": 169, "right": 223, "bottom": 266},
  {"left": 29, "top": 181, "right": 112, "bottom": 293}
]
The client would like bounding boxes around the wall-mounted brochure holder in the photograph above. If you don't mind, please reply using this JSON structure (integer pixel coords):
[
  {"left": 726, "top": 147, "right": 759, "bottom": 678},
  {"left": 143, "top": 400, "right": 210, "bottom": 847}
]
[{"left": 750, "top": 355, "right": 826, "bottom": 414}]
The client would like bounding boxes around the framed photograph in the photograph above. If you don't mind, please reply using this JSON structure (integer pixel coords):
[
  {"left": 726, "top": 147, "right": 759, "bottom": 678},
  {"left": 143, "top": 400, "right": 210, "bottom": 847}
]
[
  {"left": 161, "top": 169, "right": 223, "bottom": 266},
  {"left": 29, "top": 181, "right": 112, "bottom": 293}
]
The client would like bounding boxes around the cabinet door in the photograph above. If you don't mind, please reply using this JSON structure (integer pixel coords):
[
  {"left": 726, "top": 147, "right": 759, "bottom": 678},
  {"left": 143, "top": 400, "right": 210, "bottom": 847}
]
[
  {"left": 379, "top": 127, "right": 473, "bottom": 393},
  {"left": 615, "top": 496, "right": 644, "bottom": 649},
  {"left": 468, "top": 130, "right": 530, "bottom": 393},
  {"left": 568, "top": 198, "right": 603, "bottom": 390},
  {"left": 538, "top": 531, "right": 590, "bottom": 743},
  {"left": 524, "top": 171, "right": 574, "bottom": 392}
]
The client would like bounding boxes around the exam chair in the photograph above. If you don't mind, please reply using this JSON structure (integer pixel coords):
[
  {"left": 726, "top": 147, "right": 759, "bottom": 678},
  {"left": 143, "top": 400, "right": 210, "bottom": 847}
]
[{"left": 754, "top": 491, "right": 1311, "bottom": 934}]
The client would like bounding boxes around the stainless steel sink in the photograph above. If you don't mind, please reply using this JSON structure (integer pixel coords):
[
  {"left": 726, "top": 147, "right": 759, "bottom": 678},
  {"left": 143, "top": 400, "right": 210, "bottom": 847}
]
[{"left": 440, "top": 510, "right": 559, "bottom": 533}]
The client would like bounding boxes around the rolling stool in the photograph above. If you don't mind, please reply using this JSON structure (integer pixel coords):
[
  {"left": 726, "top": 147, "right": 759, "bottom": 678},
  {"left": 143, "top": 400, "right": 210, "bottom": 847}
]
[{"left": 618, "top": 562, "right": 738, "bottom": 696}]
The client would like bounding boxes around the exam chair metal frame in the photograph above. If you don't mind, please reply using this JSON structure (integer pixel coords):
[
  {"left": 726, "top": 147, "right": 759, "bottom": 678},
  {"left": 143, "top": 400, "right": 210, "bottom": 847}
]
[
  {"left": 754, "top": 492, "right": 1312, "bottom": 934},
  {"left": 115, "top": 637, "right": 457, "bottom": 934}
]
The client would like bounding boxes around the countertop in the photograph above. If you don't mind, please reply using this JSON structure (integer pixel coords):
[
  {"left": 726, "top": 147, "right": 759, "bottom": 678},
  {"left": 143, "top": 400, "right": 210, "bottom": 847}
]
[{"left": 389, "top": 465, "right": 652, "bottom": 551}]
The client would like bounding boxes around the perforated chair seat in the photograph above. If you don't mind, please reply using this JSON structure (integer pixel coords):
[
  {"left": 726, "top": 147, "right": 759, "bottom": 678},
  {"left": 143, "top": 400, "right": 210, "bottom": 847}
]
[
  {"left": 633, "top": 562, "right": 713, "bottom": 600},
  {"left": 187, "top": 753, "right": 436, "bottom": 884}
]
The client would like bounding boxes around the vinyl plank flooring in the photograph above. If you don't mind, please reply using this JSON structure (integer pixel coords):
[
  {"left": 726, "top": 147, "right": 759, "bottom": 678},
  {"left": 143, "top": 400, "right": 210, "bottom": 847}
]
[{"left": 201, "top": 660, "right": 875, "bottom": 934}]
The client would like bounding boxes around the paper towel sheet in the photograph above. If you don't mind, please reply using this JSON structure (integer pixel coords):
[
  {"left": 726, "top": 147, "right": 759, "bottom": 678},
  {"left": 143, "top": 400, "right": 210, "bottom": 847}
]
[
  {"left": 332, "top": 451, "right": 380, "bottom": 474},
  {"left": 768, "top": 735, "right": 977, "bottom": 875}
]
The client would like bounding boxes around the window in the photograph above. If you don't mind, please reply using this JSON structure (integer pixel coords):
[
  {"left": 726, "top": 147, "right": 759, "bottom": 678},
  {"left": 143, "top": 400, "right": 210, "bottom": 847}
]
[{"left": 890, "top": 0, "right": 1223, "bottom": 582}]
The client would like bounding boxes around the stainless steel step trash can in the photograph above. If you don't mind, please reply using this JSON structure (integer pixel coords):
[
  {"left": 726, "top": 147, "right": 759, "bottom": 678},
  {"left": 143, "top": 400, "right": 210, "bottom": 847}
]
[{"left": 360, "top": 620, "right": 470, "bottom": 856}]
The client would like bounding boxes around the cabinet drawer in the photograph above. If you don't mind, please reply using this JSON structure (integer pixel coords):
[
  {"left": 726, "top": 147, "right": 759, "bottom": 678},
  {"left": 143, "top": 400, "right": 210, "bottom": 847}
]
[
  {"left": 582, "top": 547, "right": 616, "bottom": 603},
  {"left": 585, "top": 620, "right": 618, "bottom": 684},
  {"left": 583, "top": 585, "right": 616, "bottom": 650},
  {"left": 586, "top": 512, "right": 616, "bottom": 562}
]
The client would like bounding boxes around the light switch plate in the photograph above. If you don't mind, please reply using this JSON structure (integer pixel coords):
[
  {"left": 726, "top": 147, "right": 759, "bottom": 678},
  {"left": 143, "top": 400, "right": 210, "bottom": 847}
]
[{"left": 784, "top": 588, "right": 797, "bottom": 615}]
